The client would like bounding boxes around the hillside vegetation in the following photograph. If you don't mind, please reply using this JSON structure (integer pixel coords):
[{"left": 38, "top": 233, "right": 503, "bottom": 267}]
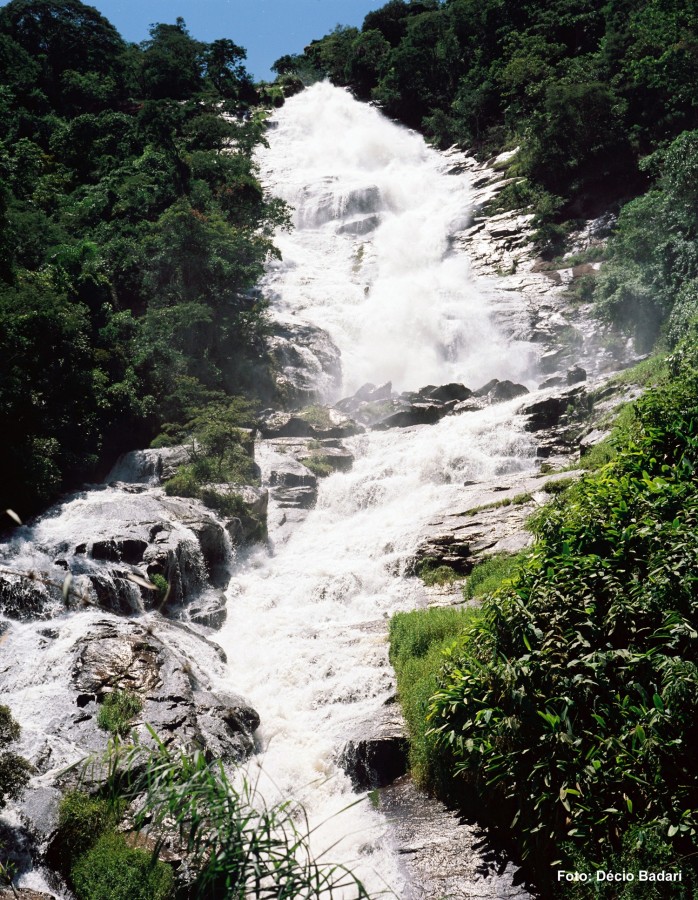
[
  {"left": 0, "top": 0, "right": 287, "bottom": 516},
  {"left": 287, "top": 0, "right": 696, "bottom": 240}
]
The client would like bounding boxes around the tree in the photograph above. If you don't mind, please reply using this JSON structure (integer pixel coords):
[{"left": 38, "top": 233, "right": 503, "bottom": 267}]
[
  {"left": 137, "top": 18, "right": 204, "bottom": 100},
  {"left": 0, "top": 0, "right": 125, "bottom": 110}
]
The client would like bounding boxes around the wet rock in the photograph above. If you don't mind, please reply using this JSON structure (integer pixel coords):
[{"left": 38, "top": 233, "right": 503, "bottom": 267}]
[
  {"left": 0, "top": 577, "right": 60, "bottom": 621},
  {"left": 188, "top": 593, "right": 228, "bottom": 629},
  {"left": 489, "top": 380, "right": 529, "bottom": 402},
  {"left": 421, "top": 382, "right": 472, "bottom": 403},
  {"left": 337, "top": 214, "right": 381, "bottom": 236},
  {"left": 0, "top": 889, "right": 56, "bottom": 899},
  {"left": 340, "top": 710, "right": 408, "bottom": 789},
  {"left": 379, "top": 776, "right": 530, "bottom": 900},
  {"left": 473, "top": 378, "right": 500, "bottom": 397},
  {"left": 521, "top": 395, "right": 571, "bottom": 431},
  {"left": 71, "top": 618, "right": 259, "bottom": 762},
  {"left": 539, "top": 347, "right": 567, "bottom": 373},
  {"left": 372, "top": 403, "right": 446, "bottom": 430},
  {"left": 580, "top": 428, "right": 610, "bottom": 455},
  {"left": 265, "top": 321, "right": 342, "bottom": 405},
  {"left": 567, "top": 364, "right": 587, "bottom": 385},
  {"left": 538, "top": 375, "right": 566, "bottom": 389},
  {"left": 91, "top": 537, "right": 148, "bottom": 564},
  {"left": 259, "top": 409, "right": 363, "bottom": 440}
]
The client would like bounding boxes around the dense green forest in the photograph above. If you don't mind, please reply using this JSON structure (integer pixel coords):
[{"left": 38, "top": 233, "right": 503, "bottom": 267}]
[
  {"left": 286, "top": 0, "right": 697, "bottom": 226},
  {"left": 0, "top": 0, "right": 287, "bottom": 517}
]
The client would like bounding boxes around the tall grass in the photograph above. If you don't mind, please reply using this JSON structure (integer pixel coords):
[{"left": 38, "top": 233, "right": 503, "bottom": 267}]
[{"left": 101, "top": 736, "right": 372, "bottom": 899}]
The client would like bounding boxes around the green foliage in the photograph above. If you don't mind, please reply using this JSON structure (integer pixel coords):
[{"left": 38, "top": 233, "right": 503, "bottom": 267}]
[
  {"left": 541, "top": 475, "right": 577, "bottom": 495},
  {"left": 426, "top": 341, "right": 698, "bottom": 888},
  {"left": 71, "top": 832, "right": 174, "bottom": 900},
  {"left": 596, "top": 131, "right": 698, "bottom": 348},
  {"left": 149, "top": 573, "right": 168, "bottom": 600},
  {"left": 52, "top": 791, "right": 116, "bottom": 871},
  {"left": 105, "top": 738, "right": 371, "bottom": 898},
  {"left": 0, "top": 5, "right": 283, "bottom": 517},
  {"left": 418, "top": 557, "right": 460, "bottom": 586},
  {"left": 0, "top": 705, "right": 31, "bottom": 811},
  {"left": 97, "top": 691, "right": 142, "bottom": 737},
  {"left": 302, "top": 456, "right": 334, "bottom": 478},
  {"left": 462, "top": 551, "right": 523, "bottom": 601},
  {"left": 389, "top": 606, "right": 480, "bottom": 789},
  {"left": 297, "top": 404, "right": 333, "bottom": 429}
]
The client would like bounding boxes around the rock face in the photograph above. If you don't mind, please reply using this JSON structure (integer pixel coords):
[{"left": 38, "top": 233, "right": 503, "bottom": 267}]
[
  {"left": 71, "top": 619, "right": 258, "bottom": 762},
  {"left": 265, "top": 319, "right": 342, "bottom": 405},
  {"left": 1, "top": 610, "right": 259, "bottom": 881},
  {"left": 412, "top": 470, "right": 580, "bottom": 576},
  {"left": 0, "top": 484, "right": 268, "bottom": 626},
  {"left": 450, "top": 150, "right": 639, "bottom": 386}
]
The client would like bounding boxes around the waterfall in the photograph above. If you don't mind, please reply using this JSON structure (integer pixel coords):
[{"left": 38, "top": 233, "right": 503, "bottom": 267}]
[
  {"left": 261, "top": 82, "right": 533, "bottom": 399},
  {"left": 213, "top": 84, "right": 537, "bottom": 896}
]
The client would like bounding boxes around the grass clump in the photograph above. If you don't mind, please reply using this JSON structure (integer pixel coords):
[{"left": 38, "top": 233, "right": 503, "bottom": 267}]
[
  {"left": 303, "top": 456, "right": 334, "bottom": 478},
  {"left": 51, "top": 792, "right": 117, "bottom": 873},
  {"left": 72, "top": 832, "right": 174, "bottom": 900},
  {"left": 418, "top": 557, "right": 461, "bottom": 586},
  {"left": 297, "top": 405, "right": 333, "bottom": 429},
  {"left": 389, "top": 606, "right": 481, "bottom": 790},
  {"left": 97, "top": 691, "right": 142, "bottom": 737},
  {"left": 104, "top": 739, "right": 371, "bottom": 898},
  {"left": 462, "top": 552, "right": 524, "bottom": 601},
  {"left": 541, "top": 475, "right": 577, "bottom": 495}
]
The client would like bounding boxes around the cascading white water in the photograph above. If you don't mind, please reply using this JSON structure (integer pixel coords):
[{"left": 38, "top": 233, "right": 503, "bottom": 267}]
[
  {"left": 214, "top": 84, "right": 538, "bottom": 896},
  {"left": 262, "top": 82, "right": 533, "bottom": 398}
]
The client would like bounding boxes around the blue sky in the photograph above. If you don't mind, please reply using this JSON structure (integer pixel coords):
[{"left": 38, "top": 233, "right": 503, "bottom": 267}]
[{"left": 78, "top": 0, "right": 387, "bottom": 81}]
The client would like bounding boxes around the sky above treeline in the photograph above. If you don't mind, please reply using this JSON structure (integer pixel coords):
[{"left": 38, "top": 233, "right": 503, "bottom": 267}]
[{"left": 62, "top": 0, "right": 387, "bottom": 81}]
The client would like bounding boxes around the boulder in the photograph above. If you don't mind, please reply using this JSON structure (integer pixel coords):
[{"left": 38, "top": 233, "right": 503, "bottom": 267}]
[
  {"left": 421, "top": 382, "right": 471, "bottom": 403},
  {"left": 521, "top": 395, "right": 570, "bottom": 431},
  {"left": 71, "top": 618, "right": 259, "bottom": 762},
  {"left": 489, "top": 380, "right": 529, "bottom": 402},
  {"left": 567, "top": 364, "right": 587, "bottom": 385},
  {"left": 372, "top": 403, "right": 446, "bottom": 430},
  {"left": 339, "top": 709, "right": 408, "bottom": 790},
  {"left": 258, "top": 409, "right": 363, "bottom": 440},
  {"left": 265, "top": 321, "right": 342, "bottom": 405}
]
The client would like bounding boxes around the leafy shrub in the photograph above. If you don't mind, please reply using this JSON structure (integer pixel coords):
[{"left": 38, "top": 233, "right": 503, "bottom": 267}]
[
  {"left": 427, "top": 343, "right": 698, "bottom": 888},
  {"left": 418, "top": 557, "right": 460, "bottom": 586},
  {"left": 71, "top": 832, "right": 173, "bottom": 900},
  {"left": 149, "top": 573, "right": 168, "bottom": 600},
  {"left": 97, "top": 691, "right": 142, "bottom": 737},
  {"left": 51, "top": 792, "right": 115, "bottom": 872}
]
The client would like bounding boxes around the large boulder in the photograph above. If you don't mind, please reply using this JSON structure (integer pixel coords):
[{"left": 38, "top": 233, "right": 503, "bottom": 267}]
[
  {"left": 265, "top": 320, "right": 342, "bottom": 405},
  {"left": 339, "top": 708, "right": 408, "bottom": 790},
  {"left": 258, "top": 408, "right": 363, "bottom": 440}
]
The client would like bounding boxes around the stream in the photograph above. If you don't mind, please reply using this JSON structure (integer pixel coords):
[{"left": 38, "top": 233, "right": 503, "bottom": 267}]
[{"left": 213, "top": 83, "right": 538, "bottom": 896}]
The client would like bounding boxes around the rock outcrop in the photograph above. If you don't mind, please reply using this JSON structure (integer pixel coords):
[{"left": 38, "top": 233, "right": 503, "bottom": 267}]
[{"left": 265, "top": 319, "right": 342, "bottom": 405}]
